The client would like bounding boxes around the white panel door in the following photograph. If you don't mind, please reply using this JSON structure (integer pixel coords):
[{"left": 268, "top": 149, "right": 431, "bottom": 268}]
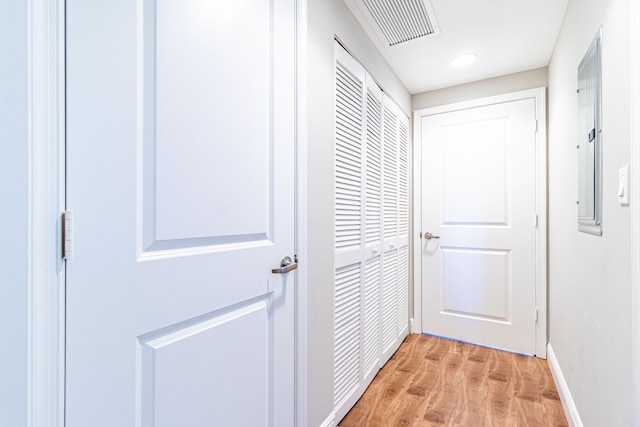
[
  {"left": 421, "top": 99, "right": 537, "bottom": 355},
  {"left": 66, "top": 1, "right": 296, "bottom": 426}
]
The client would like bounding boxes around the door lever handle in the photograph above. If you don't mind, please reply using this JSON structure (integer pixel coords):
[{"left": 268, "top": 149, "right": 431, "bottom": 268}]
[
  {"left": 272, "top": 256, "right": 298, "bottom": 274},
  {"left": 424, "top": 232, "right": 440, "bottom": 240}
]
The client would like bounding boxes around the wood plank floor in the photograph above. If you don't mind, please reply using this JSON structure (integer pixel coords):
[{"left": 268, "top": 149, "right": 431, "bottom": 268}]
[{"left": 339, "top": 334, "right": 568, "bottom": 427}]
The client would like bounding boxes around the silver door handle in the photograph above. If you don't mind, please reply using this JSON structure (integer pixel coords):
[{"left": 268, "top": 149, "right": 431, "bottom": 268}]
[
  {"left": 424, "top": 232, "right": 440, "bottom": 240},
  {"left": 272, "top": 256, "right": 298, "bottom": 274}
]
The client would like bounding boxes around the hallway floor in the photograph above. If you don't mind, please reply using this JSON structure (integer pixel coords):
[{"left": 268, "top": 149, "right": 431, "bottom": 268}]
[{"left": 339, "top": 334, "right": 568, "bottom": 426}]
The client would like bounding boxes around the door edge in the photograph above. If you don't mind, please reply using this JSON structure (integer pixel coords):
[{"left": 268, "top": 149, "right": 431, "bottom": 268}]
[
  {"left": 629, "top": 0, "right": 640, "bottom": 423},
  {"left": 295, "top": 0, "right": 309, "bottom": 424},
  {"left": 27, "top": 0, "right": 66, "bottom": 425}
]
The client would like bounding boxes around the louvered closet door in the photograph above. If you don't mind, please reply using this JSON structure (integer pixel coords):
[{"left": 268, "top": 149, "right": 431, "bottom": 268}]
[
  {"left": 380, "top": 97, "right": 410, "bottom": 360},
  {"left": 381, "top": 97, "right": 399, "bottom": 357},
  {"left": 333, "top": 41, "right": 409, "bottom": 423},
  {"left": 396, "top": 113, "right": 410, "bottom": 338},
  {"left": 334, "top": 46, "right": 365, "bottom": 413},
  {"left": 362, "top": 78, "right": 383, "bottom": 382}
]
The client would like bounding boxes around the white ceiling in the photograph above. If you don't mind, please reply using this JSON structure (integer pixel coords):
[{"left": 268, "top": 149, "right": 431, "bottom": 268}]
[{"left": 346, "top": 0, "right": 570, "bottom": 94}]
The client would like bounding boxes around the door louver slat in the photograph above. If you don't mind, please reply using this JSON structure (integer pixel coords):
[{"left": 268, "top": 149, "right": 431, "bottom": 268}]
[
  {"left": 366, "top": 91, "right": 382, "bottom": 245},
  {"left": 398, "top": 120, "right": 409, "bottom": 236},
  {"left": 397, "top": 246, "right": 409, "bottom": 333},
  {"left": 334, "top": 263, "right": 361, "bottom": 407},
  {"left": 363, "top": 256, "right": 381, "bottom": 374},
  {"left": 382, "top": 249, "right": 398, "bottom": 351},
  {"left": 383, "top": 107, "right": 398, "bottom": 240},
  {"left": 335, "top": 64, "right": 363, "bottom": 250}
]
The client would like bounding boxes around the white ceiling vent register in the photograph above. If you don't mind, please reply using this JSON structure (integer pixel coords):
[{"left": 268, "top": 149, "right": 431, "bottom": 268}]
[{"left": 345, "top": 0, "right": 440, "bottom": 48}]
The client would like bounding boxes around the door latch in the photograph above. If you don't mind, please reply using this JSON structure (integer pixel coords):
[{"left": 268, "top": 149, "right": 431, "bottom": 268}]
[{"left": 272, "top": 255, "right": 298, "bottom": 274}]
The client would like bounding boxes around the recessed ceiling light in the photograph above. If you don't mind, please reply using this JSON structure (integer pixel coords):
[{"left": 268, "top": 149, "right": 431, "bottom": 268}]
[{"left": 451, "top": 53, "right": 477, "bottom": 67}]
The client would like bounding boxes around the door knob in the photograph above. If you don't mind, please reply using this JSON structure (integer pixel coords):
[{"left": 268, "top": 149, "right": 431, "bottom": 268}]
[
  {"left": 424, "top": 232, "right": 440, "bottom": 240},
  {"left": 272, "top": 255, "right": 298, "bottom": 274}
]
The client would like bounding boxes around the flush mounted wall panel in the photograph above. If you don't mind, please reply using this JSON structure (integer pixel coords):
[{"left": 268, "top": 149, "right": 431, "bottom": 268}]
[{"left": 577, "top": 29, "right": 602, "bottom": 235}]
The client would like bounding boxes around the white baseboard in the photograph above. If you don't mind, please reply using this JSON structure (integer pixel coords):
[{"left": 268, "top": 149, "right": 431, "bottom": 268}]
[
  {"left": 319, "top": 411, "right": 336, "bottom": 427},
  {"left": 547, "top": 343, "right": 584, "bottom": 427}
]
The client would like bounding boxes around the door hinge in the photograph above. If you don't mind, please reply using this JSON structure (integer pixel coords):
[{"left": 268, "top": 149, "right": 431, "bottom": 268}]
[
  {"left": 534, "top": 214, "right": 539, "bottom": 228},
  {"left": 63, "top": 210, "right": 74, "bottom": 260},
  {"left": 535, "top": 307, "right": 539, "bottom": 323},
  {"left": 534, "top": 119, "right": 538, "bottom": 133},
  {"left": 419, "top": 231, "right": 422, "bottom": 239}
]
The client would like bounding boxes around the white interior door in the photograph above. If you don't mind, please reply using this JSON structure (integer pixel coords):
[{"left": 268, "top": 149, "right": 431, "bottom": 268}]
[
  {"left": 65, "top": 1, "right": 296, "bottom": 426},
  {"left": 420, "top": 98, "right": 538, "bottom": 355}
]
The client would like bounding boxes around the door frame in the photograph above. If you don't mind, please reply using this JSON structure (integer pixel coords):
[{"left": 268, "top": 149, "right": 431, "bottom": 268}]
[
  {"left": 27, "top": 0, "right": 66, "bottom": 425},
  {"left": 630, "top": 0, "right": 640, "bottom": 422},
  {"left": 411, "top": 88, "right": 548, "bottom": 358},
  {"left": 27, "top": 0, "right": 309, "bottom": 425}
]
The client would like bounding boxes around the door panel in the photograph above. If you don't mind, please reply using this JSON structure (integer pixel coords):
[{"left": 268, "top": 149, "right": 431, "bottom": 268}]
[
  {"left": 362, "top": 82, "right": 382, "bottom": 380},
  {"left": 441, "top": 248, "right": 510, "bottom": 321},
  {"left": 141, "top": 0, "right": 272, "bottom": 250},
  {"left": 421, "top": 99, "right": 537, "bottom": 355},
  {"left": 333, "top": 51, "right": 365, "bottom": 410},
  {"left": 441, "top": 119, "right": 508, "bottom": 225},
  {"left": 138, "top": 301, "right": 269, "bottom": 427},
  {"left": 66, "top": 0, "right": 296, "bottom": 425}
]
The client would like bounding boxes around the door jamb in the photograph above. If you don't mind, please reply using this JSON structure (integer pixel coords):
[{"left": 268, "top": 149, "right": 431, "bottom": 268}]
[
  {"left": 630, "top": 0, "right": 640, "bottom": 422},
  {"left": 411, "top": 88, "right": 548, "bottom": 358},
  {"left": 295, "top": 0, "right": 309, "bottom": 424},
  {"left": 27, "top": 0, "right": 66, "bottom": 425}
]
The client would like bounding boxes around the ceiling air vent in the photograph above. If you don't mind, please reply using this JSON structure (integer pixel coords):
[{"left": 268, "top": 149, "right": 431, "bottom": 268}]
[{"left": 360, "top": 0, "right": 439, "bottom": 46}]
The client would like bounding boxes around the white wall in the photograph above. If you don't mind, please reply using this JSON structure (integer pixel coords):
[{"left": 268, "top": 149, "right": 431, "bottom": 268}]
[
  {"left": 305, "top": 0, "right": 410, "bottom": 425},
  {"left": 0, "top": 1, "right": 28, "bottom": 426},
  {"left": 548, "top": 0, "right": 633, "bottom": 425},
  {"left": 412, "top": 67, "right": 548, "bottom": 110}
]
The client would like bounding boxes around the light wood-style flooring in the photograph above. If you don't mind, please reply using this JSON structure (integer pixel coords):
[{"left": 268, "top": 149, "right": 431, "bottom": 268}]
[{"left": 339, "top": 334, "right": 568, "bottom": 427}]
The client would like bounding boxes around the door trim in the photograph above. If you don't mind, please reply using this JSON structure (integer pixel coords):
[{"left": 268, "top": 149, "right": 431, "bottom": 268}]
[
  {"left": 27, "top": 0, "right": 66, "bottom": 425},
  {"left": 411, "top": 87, "right": 548, "bottom": 358},
  {"left": 630, "top": 0, "right": 640, "bottom": 422},
  {"left": 295, "top": 0, "right": 309, "bottom": 424}
]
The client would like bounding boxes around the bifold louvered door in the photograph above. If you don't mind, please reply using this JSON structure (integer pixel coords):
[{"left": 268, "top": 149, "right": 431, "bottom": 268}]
[
  {"left": 334, "top": 46, "right": 366, "bottom": 417},
  {"left": 333, "top": 41, "right": 409, "bottom": 422},
  {"left": 362, "top": 75, "right": 383, "bottom": 385},
  {"left": 381, "top": 98, "right": 410, "bottom": 361}
]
